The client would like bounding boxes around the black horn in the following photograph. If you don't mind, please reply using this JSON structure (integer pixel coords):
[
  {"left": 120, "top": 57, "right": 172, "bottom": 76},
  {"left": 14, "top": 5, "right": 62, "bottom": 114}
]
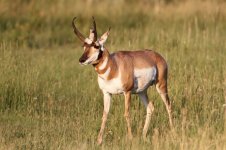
[
  {"left": 72, "top": 17, "right": 85, "bottom": 42},
  {"left": 89, "top": 16, "right": 97, "bottom": 42}
]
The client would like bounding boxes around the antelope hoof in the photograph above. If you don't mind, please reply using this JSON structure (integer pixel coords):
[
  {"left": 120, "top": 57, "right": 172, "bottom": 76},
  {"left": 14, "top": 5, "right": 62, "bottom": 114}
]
[
  {"left": 97, "top": 137, "right": 103, "bottom": 145},
  {"left": 143, "top": 135, "right": 148, "bottom": 142},
  {"left": 128, "top": 134, "right": 133, "bottom": 141}
]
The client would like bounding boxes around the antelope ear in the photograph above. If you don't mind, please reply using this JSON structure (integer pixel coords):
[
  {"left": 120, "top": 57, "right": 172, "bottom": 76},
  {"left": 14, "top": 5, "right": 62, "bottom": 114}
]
[{"left": 98, "top": 28, "right": 110, "bottom": 45}]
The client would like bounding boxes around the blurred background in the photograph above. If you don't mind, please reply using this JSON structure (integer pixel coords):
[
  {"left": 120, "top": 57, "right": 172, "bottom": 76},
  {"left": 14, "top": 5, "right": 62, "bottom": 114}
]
[
  {"left": 1, "top": 0, "right": 226, "bottom": 48},
  {"left": 0, "top": 0, "right": 226, "bottom": 149}
]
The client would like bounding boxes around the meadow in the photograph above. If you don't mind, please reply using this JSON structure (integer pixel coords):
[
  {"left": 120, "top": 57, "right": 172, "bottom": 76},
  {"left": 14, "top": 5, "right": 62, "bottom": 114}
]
[{"left": 0, "top": 0, "right": 226, "bottom": 149}]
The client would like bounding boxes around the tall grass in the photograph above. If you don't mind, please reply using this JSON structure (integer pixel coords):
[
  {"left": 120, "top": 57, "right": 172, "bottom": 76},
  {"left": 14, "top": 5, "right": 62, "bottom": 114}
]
[{"left": 0, "top": 0, "right": 226, "bottom": 149}]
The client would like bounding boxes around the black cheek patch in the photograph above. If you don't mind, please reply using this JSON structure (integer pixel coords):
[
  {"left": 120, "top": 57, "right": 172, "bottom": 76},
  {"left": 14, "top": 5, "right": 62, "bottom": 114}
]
[{"left": 97, "top": 50, "right": 103, "bottom": 60}]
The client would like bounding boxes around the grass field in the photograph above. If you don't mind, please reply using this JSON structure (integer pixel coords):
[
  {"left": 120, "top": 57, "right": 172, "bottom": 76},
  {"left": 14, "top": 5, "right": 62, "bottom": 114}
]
[{"left": 0, "top": 0, "right": 226, "bottom": 149}]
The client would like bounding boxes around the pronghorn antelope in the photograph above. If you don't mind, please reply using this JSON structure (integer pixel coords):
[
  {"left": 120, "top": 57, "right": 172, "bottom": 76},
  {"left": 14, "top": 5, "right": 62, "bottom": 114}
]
[{"left": 72, "top": 17, "right": 173, "bottom": 144}]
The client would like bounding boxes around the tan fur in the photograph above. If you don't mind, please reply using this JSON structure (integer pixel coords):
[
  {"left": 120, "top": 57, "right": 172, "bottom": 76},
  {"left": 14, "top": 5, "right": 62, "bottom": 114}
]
[
  {"left": 95, "top": 48, "right": 172, "bottom": 144},
  {"left": 95, "top": 49, "right": 119, "bottom": 80},
  {"left": 95, "top": 49, "right": 168, "bottom": 92},
  {"left": 73, "top": 17, "right": 173, "bottom": 145}
]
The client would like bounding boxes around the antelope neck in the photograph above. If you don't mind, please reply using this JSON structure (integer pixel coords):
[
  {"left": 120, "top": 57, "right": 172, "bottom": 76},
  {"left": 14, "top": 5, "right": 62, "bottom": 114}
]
[
  {"left": 94, "top": 49, "right": 118, "bottom": 80},
  {"left": 94, "top": 50, "right": 110, "bottom": 74}
]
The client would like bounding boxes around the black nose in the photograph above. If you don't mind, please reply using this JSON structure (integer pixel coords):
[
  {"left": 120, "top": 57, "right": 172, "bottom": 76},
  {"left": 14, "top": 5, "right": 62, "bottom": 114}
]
[{"left": 79, "top": 56, "right": 86, "bottom": 63}]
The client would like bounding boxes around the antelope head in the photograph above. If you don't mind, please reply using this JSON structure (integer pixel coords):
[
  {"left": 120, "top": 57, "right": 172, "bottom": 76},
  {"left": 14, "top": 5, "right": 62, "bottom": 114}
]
[{"left": 72, "top": 17, "right": 110, "bottom": 65}]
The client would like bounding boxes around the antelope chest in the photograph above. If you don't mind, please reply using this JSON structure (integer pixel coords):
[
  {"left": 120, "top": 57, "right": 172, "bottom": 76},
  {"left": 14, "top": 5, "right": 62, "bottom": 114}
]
[{"left": 98, "top": 76, "right": 124, "bottom": 94}]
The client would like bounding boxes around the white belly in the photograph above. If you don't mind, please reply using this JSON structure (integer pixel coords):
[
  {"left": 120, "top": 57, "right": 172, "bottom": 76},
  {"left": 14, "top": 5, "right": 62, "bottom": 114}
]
[
  {"left": 132, "top": 67, "right": 157, "bottom": 93},
  {"left": 98, "top": 67, "right": 157, "bottom": 94},
  {"left": 98, "top": 75, "right": 124, "bottom": 94}
]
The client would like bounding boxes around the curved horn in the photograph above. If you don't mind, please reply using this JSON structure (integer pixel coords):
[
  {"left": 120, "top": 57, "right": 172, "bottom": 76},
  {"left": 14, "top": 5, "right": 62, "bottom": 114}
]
[
  {"left": 72, "top": 17, "right": 85, "bottom": 42},
  {"left": 89, "top": 16, "right": 97, "bottom": 41}
]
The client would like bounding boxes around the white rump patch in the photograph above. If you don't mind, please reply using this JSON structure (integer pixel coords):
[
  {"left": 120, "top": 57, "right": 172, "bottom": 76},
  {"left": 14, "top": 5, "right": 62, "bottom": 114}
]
[{"left": 133, "top": 67, "right": 157, "bottom": 93}]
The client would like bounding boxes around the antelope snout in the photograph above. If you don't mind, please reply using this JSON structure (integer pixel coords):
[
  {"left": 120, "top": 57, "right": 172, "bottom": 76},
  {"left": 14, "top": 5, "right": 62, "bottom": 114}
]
[{"left": 79, "top": 56, "right": 87, "bottom": 63}]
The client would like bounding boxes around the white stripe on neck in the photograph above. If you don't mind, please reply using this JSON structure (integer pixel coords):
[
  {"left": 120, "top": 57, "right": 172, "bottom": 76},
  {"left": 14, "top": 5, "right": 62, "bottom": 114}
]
[
  {"left": 99, "top": 57, "right": 108, "bottom": 70},
  {"left": 98, "top": 67, "right": 111, "bottom": 80}
]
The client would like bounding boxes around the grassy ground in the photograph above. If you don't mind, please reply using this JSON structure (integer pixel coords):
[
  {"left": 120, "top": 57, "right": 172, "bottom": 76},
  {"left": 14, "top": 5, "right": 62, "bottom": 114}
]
[{"left": 0, "top": 0, "right": 226, "bottom": 149}]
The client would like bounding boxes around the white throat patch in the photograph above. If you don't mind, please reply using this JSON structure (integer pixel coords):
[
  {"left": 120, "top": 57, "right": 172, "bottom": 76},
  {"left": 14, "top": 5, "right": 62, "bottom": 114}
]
[
  {"left": 98, "top": 67, "right": 111, "bottom": 79},
  {"left": 99, "top": 57, "right": 108, "bottom": 70}
]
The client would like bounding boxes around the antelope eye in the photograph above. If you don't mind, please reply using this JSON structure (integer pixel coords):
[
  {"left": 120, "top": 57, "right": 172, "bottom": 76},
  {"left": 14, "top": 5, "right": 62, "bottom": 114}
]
[{"left": 94, "top": 45, "right": 100, "bottom": 49}]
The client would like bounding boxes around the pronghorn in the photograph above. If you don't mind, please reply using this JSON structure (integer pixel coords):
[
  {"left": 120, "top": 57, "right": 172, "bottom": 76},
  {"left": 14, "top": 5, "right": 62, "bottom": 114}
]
[{"left": 72, "top": 17, "right": 173, "bottom": 145}]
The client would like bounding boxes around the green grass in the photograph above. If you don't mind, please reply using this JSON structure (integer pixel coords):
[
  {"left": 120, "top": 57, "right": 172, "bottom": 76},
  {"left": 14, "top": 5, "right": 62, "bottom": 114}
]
[{"left": 0, "top": 0, "right": 226, "bottom": 149}]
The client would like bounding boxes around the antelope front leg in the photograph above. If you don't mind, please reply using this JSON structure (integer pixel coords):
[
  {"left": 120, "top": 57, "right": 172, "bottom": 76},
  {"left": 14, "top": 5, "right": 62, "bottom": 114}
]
[
  {"left": 124, "top": 91, "right": 133, "bottom": 140},
  {"left": 97, "top": 91, "right": 111, "bottom": 145}
]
